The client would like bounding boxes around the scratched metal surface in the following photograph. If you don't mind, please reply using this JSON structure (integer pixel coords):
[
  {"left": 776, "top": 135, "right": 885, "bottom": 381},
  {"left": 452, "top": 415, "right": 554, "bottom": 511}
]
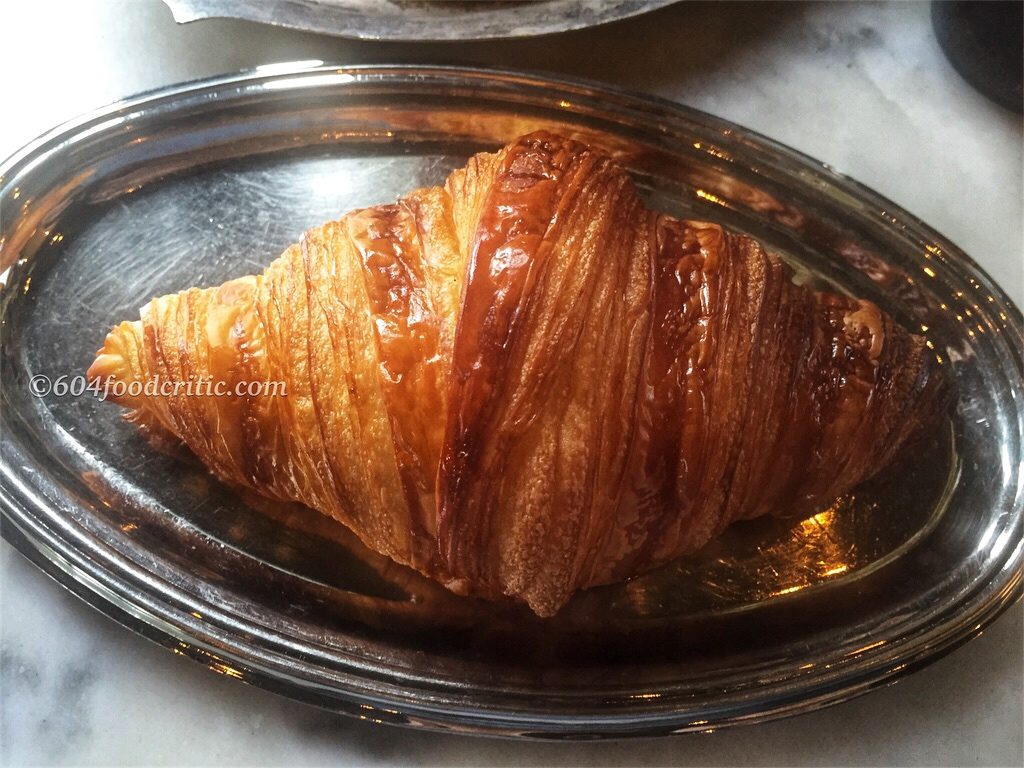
[
  {"left": 0, "top": 66, "right": 1020, "bottom": 737},
  {"left": 162, "top": 0, "right": 676, "bottom": 41}
]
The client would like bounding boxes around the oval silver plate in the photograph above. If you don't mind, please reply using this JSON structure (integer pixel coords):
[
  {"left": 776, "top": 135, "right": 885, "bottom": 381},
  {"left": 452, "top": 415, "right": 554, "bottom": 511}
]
[
  {"left": 162, "top": 0, "right": 675, "bottom": 41},
  {"left": 0, "top": 65, "right": 1021, "bottom": 738}
]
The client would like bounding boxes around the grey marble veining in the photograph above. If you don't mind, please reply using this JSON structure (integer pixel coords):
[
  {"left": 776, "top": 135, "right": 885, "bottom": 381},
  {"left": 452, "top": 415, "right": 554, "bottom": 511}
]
[{"left": 0, "top": 1, "right": 1021, "bottom": 765}]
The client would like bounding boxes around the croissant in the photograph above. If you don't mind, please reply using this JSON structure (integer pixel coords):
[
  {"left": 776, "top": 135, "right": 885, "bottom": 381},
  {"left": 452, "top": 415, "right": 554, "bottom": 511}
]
[{"left": 87, "top": 131, "right": 947, "bottom": 616}]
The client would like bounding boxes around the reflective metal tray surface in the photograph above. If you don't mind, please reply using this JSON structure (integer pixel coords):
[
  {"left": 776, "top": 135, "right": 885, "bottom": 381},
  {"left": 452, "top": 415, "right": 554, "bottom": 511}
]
[
  {"left": 163, "top": 0, "right": 675, "bottom": 41},
  {"left": 0, "top": 65, "right": 1021, "bottom": 738}
]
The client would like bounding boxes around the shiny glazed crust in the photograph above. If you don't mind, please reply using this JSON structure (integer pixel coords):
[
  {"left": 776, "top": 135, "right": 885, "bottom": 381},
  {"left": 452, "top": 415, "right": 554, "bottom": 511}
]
[{"left": 88, "top": 132, "right": 947, "bottom": 616}]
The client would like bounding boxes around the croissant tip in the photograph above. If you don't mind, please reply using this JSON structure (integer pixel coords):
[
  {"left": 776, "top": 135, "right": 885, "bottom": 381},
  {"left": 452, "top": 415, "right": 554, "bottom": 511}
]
[{"left": 86, "top": 321, "right": 142, "bottom": 405}]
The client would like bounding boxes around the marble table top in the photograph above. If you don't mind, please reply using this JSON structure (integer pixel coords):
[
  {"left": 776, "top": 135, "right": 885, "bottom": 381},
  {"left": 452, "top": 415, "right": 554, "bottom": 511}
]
[{"left": 1, "top": 1, "right": 1021, "bottom": 765}]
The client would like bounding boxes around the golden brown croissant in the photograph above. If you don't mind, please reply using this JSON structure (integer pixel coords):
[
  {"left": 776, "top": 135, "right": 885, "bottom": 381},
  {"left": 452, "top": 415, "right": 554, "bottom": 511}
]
[{"left": 88, "top": 131, "right": 946, "bottom": 616}]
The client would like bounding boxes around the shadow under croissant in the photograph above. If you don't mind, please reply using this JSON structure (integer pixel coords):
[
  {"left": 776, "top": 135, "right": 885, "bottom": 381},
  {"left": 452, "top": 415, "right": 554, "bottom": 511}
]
[{"left": 88, "top": 409, "right": 956, "bottom": 671}]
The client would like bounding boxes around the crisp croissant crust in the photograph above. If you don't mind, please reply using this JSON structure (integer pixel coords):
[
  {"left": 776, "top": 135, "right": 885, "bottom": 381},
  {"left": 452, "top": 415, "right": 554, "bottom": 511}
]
[{"left": 88, "top": 132, "right": 945, "bottom": 616}]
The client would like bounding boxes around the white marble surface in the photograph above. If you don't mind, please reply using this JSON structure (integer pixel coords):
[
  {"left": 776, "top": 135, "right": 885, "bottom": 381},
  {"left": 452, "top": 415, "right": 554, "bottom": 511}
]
[{"left": 0, "top": 1, "right": 1021, "bottom": 765}]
